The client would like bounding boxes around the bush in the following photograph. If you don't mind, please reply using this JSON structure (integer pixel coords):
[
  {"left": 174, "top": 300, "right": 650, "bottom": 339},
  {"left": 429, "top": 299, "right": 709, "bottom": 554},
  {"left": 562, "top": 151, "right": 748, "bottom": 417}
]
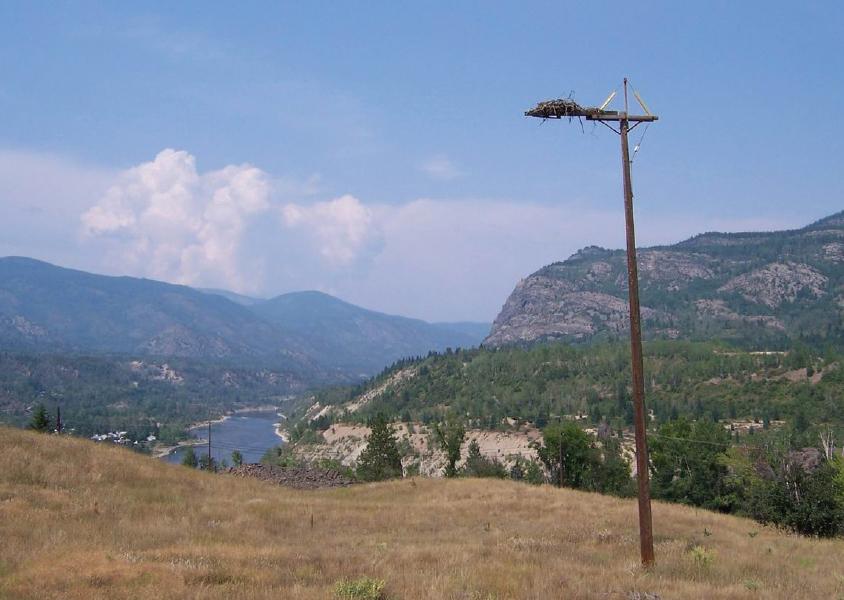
[
  {"left": 334, "top": 577, "right": 386, "bottom": 599},
  {"left": 181, "top": 446, "right": 198, "bottom": 468},
  {"left": 749, "top": 458, "right": 844, "bottom": 537},
  {"left": 318, "top": 458, "right": 357, "bottom": 480},
  {"left": 688, "top": 545, "right": 715, "bottom": 569},
  {"left": 261, "top": 446, "right": 301, "bottom": 468},
  {"left": 532, "top": 422, "right": 630, "bottom": 494},
  {"left": 461, "top": 440, "right": 506, "bottom": 478},
  {"left": 198, "top": 454, "right": 217, "bottom": 472},
  {"left": 524, "top": 460, "right": 546, "bottom": 485},
  {"left": 650, "top": 418, "right": 733, "bottom": 510},
  {"left": 433, "top": 413, "right": 465, "bottom": 478}
]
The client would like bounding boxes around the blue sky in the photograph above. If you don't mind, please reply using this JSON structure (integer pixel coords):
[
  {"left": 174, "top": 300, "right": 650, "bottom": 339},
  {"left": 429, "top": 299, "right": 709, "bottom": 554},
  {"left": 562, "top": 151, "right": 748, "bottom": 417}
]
[{"left": 1, "top": 2, "right": 842, "bottom": 321}]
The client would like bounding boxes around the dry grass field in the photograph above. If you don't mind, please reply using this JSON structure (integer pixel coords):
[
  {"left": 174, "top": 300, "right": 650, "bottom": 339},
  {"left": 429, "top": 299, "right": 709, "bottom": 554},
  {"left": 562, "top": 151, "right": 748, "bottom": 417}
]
[{"left": 2, "top": 427, "right": 844, "bottom": 599}]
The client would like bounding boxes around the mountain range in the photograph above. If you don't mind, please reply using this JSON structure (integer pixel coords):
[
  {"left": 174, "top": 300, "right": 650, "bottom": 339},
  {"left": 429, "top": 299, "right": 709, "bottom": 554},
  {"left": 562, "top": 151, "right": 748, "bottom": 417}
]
[
  {"left": 485, "top": 210, "right": 844, "bottom": 349},
  {"left": 0, "top": 257, "right": 489, "bottom": 379}
]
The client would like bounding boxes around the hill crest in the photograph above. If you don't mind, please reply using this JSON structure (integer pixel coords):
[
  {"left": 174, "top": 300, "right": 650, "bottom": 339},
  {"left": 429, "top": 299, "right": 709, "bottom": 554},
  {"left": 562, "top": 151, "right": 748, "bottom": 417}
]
[{"left": 3, "top": 426, "right": 844, "bottom": 599}]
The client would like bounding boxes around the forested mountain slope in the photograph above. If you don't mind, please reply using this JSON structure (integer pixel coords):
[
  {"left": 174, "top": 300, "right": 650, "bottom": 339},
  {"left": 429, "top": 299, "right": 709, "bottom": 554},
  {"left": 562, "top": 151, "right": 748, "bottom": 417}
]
[
  {"left": 485, "top": 211, "right": 844, "bottom": 349},
  {"left": 0, "top": 258, "right": 486, "bottom": 378},
  {"left": 0, "top": 352, "right": 306, "bottom": 438},
  {"left": 0, "top": 257, "right": 306, "bottom": 361},
  {"left": 307, "top": 341, "right": 843, "bottom": 433}
]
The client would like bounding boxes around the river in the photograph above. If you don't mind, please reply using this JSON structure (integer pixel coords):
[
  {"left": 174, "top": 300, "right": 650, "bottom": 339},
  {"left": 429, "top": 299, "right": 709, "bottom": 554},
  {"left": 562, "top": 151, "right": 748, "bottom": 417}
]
[{"left": 163, "top": 410, "right": 283, "bottom": 466}]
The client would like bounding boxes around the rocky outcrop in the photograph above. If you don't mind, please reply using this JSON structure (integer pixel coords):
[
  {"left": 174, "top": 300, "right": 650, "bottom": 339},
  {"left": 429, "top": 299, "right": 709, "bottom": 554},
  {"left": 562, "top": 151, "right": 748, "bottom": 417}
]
[
  {"left": 485, "top": 275, "right": 661, "bottom": 347},
  {"left": 822, "top": 242, "right": 844, "bottom": 263},
  {"left": 694, "top": 299, "right": 784, "bottom": 330},
  {"left": 485, "top": 211, "right": 844, "bottom": 348},
  {"left": 225, "top": 463, "right": 356, "bottom": 489},
  {"left": 718, "top": 262, "right": 827, "bottom": 308},
  {"left": 637, "top": 251, "right": 715, "bottom": 287}
]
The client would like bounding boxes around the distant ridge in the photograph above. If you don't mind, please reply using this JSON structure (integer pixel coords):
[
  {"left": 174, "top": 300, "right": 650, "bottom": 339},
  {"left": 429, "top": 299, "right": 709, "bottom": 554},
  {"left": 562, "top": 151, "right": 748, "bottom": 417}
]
[
  {"left": 250, "top": 290, "right": 487, "bottom": 373},
  {"left": 0, "top": 257, "right": 487, "bottom": 379},
  {"left": 197, "top": 288, "right": 265, "bottom": 306}
]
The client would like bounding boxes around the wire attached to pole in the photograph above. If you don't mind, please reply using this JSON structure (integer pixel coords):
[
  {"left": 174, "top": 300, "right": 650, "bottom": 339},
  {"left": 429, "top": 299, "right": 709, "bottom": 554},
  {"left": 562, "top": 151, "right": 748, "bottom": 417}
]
[{"left": 631, "top": 122, "right": 651, "bottom": 163}]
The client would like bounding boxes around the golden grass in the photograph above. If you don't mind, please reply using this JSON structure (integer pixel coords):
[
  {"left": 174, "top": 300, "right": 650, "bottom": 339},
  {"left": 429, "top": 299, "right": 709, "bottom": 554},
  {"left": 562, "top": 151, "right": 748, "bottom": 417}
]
[{"left": 2, "top": 426, "right": 844, "bottom": 599}]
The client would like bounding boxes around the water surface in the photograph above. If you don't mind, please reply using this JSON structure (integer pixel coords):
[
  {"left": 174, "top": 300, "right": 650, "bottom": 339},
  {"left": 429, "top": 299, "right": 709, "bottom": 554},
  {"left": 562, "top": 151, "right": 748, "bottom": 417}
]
[{"left": 164, "top": 410, "right": 282, "bottom": 466}]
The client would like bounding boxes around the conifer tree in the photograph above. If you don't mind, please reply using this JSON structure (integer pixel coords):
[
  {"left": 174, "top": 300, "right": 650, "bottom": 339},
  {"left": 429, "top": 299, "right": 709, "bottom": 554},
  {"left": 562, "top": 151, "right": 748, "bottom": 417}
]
[
  {"left": 356, "top": 413, "right": 403, "bottom": 481},
  {"left": 182, "top": 446, "right": 198, "bottom": 468},
  {"left": 28, "top": 404, "right": 51, "bottom": 433}
]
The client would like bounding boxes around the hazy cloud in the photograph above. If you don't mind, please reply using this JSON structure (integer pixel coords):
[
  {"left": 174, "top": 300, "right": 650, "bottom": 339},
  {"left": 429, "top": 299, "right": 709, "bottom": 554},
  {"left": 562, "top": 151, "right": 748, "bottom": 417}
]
[
  {"left": 281, "top": 195, "right": 379, "bottom": 267},
  {"left": 419, "top": 155, "right": 462, "bottom": 181},
  {"left": 0, "top": 149, "right": 115, "bottom": 263}
]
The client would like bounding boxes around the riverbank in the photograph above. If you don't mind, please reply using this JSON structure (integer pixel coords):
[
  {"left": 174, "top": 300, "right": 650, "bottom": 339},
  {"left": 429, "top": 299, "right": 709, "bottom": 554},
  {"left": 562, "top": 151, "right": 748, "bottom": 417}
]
[
  {"left": 274, "top": 420, "right": 288, "bottom": 443},
  {"left": 152, "top": 437, "right": 206, "bottom": 459}
]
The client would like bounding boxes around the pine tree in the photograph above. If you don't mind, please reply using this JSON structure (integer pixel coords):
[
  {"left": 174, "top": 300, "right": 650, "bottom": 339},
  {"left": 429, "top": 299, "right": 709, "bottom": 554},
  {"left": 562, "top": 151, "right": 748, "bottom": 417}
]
[
  {"left": 462, "top": 439, "right": 506, "bottom": 478},
  {"left": 28, "top": 404, "right": 51, "bottom": 433},
  {"left": 356, "top": 414, "right": 403, "bottom": 481},
  {"left": 231, "top": 450, "right": 244, "bottom": 467}
]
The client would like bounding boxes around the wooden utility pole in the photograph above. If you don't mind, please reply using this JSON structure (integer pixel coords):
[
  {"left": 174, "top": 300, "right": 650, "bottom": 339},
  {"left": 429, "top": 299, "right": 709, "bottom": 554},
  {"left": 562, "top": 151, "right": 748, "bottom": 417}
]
[
  {"left": 618, "top": 80, "right": 655, "bottom": 567},
  {"left": 525, "top": 78, "right": 657, "bottom": 567}
]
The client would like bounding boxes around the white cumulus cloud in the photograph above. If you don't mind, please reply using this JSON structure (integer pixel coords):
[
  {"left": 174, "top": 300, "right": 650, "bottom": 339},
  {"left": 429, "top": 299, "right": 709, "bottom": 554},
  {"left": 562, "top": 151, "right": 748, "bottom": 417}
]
[{"left": 81, "top": 149, "right": 270, "bottom": 292}]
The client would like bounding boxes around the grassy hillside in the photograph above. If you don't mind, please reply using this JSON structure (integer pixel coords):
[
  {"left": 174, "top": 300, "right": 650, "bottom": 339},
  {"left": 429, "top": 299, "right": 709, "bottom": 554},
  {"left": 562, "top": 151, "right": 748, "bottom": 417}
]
[{"left": 3, "top": 427, "right": 844, "bottom": 599}]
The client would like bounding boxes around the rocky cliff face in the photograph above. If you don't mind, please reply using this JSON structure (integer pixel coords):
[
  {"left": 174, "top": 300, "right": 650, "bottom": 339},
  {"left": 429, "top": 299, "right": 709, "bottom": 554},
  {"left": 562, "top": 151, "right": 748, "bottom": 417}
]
[{"left": 485, "top": 211, "right": 844, "bottom": 348}]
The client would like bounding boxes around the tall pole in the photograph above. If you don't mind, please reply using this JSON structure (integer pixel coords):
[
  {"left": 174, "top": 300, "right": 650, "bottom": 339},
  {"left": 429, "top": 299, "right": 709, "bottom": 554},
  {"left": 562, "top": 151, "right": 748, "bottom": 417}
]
[
  {"left": 620, "top": 78, "right": 655, "bottom": 568},
  {"left": 524, "top": 79, "right": 658, "bottom": 567}
]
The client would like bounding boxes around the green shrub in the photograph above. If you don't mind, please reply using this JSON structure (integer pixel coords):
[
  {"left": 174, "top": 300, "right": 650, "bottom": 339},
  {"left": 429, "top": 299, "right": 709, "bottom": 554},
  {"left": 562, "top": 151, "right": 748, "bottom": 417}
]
[
  {"left": 433, "top": 413, "right": 465, "bottom": 478},
  {"left": 318, "top": 458, "right": 357, "bottom": 480},
  {"left": 749, "top": 458, "right": 844, "bottom": 537},
  {"left": 688, "top": 545, "right": 715, "bottom": 568},
  {"left": 334, "top": 576, "right": 386, "bottom": 599},
  {"left": 462, "top": 440, "right": 506, "bottom": 478},
  {"left": 181, "top": 446, "right": 198, "bottom": 468},
  {"left": 261, "top": 446, "right": 300, "bottom": 468}
]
